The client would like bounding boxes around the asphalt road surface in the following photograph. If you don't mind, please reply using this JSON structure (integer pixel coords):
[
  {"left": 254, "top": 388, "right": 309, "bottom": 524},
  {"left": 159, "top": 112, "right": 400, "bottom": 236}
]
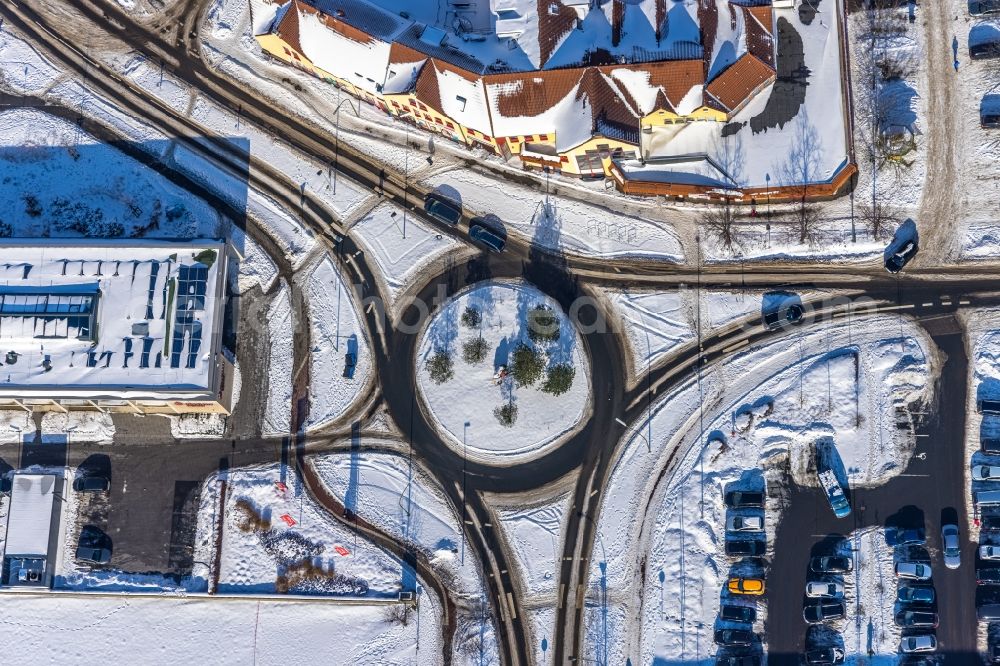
[{"left": 768, "top": 322, "right": 979, "bottom": 665}]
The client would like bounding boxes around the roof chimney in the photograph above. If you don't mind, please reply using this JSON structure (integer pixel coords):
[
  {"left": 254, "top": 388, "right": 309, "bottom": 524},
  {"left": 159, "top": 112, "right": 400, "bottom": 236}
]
[{"left": 612, "top": 0, "right": 625, "bottom": 47}]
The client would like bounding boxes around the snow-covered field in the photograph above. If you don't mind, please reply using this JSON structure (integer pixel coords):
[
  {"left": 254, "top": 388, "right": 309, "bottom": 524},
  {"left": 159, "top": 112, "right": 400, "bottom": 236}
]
[
  {"left": 598, "top": 288, "right": 695, "bottom": 377},
  {"left": 841, "top": 526, "right": 899, "bottom": 661},
  {"left": 583, "top": 313, "right": 934, "bottom": 664},
  {"left": 350, "top": 202, "right": 465, "bottom": 307},
  {"left": 304, "top": 255, "right": 371, "bottom": 430},
  {"left": 492, "top": 492, "right": 572, "bottom": 600},
  {"left": 213, "top": 463, "right": 406, "bottom": 597},
  {"left": 0, "top": 593, "right": 438, "bottom": 665},
  {"left": 415, "top": 280, "right": 591, "bottom": 463},
  {"left": 0, "top": 109, "right": 222, "bottom": 239}
]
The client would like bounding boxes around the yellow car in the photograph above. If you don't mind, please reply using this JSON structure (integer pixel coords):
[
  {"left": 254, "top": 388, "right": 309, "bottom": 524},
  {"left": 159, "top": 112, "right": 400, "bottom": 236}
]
[{"left": 727, "top": 577, "right": 765, "bottom": 596}]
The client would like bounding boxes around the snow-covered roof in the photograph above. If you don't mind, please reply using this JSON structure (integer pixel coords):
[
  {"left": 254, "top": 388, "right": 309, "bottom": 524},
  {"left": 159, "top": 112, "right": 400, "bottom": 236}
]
[
  {"left": 0, "top": 241, "right": 226, "bottom": 400},
  {"left": 4, "top": 474, "right": 56, "bottom": 556},
  {"left": 615, "top": 156, "right": 737, "bottom": 188}
]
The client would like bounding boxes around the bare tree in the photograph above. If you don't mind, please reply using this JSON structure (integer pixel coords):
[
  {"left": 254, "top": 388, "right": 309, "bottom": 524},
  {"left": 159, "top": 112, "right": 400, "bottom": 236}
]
[
  {"left": 777, "top": 110, "right": 823, "bottom": 244},
  {"left": 703, "top": 133, "right": 745, "bottom": 252}
]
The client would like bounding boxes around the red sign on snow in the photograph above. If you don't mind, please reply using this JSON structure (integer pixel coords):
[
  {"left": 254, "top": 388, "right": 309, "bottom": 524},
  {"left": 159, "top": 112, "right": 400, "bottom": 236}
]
[
  {"left": 280, "top": 514, "right": 297, "bottom": 527},
  {"left": 335, "top": 545, "right": 350, "bottom": 557},
  {"left": 274, "top": 481, "right": 288, "bottom": 493}
]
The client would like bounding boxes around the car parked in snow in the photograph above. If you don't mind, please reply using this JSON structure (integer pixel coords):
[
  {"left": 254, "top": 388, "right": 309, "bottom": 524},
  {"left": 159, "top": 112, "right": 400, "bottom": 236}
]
[
  {"left": 810, "top": 555, "right": 853, "bottom": 574},
  {"left": 983, "top": 516, "right": 1000, "bottom": 531},
  {"left": 983, "top": 439, "right": 1000, "bottom": 455},
  {"left": 974, "top": 465, "right": 1000, "bottom": 481},
  {"left": 803, "top": 647, "right": 845, "bottom": 665},
  {"left": 727, "top": 515, "right": 764, "bottom": 532},
  {"left": 983, "top": 95, "right": 1000, "bottom": 129},
  {"left": 897, "top": 584, "right": 936, "bottom": 604},
  {"left": 726, "top": 539, "right": 767, "bottom": 557},
  {"left": 981, "top": 545, "right": 1000, "bottom": 560},
  {"left": 714, "top": 629, "right": 755, "bottom": 647},
  {"left": 894, "top": 609, "right": 939, "bottom": 628},
  {"left": 75, "top": 525, "right": 112, "bottom": 564},
  {"left": 970, "top": 0, "right": 1000, "bottom": 15},
  {"left": 728, "top": 577, "right": 765, "bottom": 596},
  {"left": 720, "top": 604, "right": 757, "bottom": 624},
  {"left": 887, "top": 527, "right": 925, "bottom": 547},
  {"left": 899, "top": 634, "right": 937, "bottom": 653},
  {"left": 725, "top": 490, "right": 765, "bottom": 508},
  {"left": 73, "top": 476, "right": 110, "bottom": 492},
  {"left": 802, "top": 600, "right": 845, "bottom": 624},
  {"left": 884, "top": 219, "right": 919, "bottom": 273},
  {"left": 805, "top": 581, "right": 844, "bottom": 599},
  {"left": 978, "top": 567, "right": 1000, "bottom": 585},
  {"left": 941, "top": 524, "right": 961, "bottom": 569},
  {"left": 895, "top": 562, "right": 932, "bottom": 580}
]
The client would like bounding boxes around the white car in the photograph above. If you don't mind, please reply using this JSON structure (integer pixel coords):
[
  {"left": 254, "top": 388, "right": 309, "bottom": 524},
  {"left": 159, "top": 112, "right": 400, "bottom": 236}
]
[
  {"left": 895, "top": 562, "right": 932, "bottom": 580},
  {"left": 726, "top": 515, "right": 764, "bottom": 532},
  {"left": 941, "top": 524, "right": 961, "bottom": 569},
  {"left": 981, "top": 544, "right": 1000, "bottom": 560},
  {"left": 805, "top": 581, "right": 845, "bottom": 598},
  {"left": 973, "top": 465, "right": 1000, "bottom": 481},
  {"left": 900, "top": 634, "right": 937, "bottom": 653}
]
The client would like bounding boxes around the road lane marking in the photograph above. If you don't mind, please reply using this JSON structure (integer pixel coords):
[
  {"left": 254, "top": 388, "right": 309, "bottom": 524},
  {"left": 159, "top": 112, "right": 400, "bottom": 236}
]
[{"left": 722, "top": 339, "right": 749, "bottom": 354}]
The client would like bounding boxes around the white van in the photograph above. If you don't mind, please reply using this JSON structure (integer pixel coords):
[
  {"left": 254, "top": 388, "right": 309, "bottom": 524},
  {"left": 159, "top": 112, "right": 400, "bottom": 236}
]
[{"left": 977, "top": 490, "right": 1000, "bottom": 506}]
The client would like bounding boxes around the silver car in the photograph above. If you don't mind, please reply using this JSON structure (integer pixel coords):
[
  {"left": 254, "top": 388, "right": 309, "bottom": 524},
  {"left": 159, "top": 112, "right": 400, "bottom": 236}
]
[
  {"left": 981, "top": 544, "right": 1000, "bottom": 560},
  {"left": 726, "top": 515, "right": 764, "bottom": 532},
  {"left": 941, "top": 524, "right": 961, "bottom": 569},
  {"left": 973, "top": 465, "right": 1000, "bottom": 481},
  {"left": 900, "top": 634, "right": 937, "bottom": 653},
  {"left": 805, "top": 581, "right": 845, "bottom": 598},
  {"left": 895, "top": 562, "right": 932, "bottom": 580}
]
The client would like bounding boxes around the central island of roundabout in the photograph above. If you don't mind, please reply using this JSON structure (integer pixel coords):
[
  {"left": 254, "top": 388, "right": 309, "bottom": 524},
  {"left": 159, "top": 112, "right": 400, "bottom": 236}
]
[{"left": 415, "top": 279, "right": 592, "bottom": 464}]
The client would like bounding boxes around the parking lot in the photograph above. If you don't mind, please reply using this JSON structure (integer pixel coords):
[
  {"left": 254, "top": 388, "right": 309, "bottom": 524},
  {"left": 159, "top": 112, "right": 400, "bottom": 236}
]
[
  {"left": 6, "top": 414, "right": 283, "bottom": 580},
  {"left": 766, "top": 329, "right": 979, "bottom": 664}
]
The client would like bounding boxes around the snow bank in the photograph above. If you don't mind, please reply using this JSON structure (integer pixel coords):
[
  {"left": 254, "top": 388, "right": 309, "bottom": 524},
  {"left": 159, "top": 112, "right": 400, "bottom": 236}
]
[
  {"left": 304, "top": 255, "right": 371, "bottom": 430},
  {"left": 263, "top": 280, "right": 293, "bottom": 436},
  {"left": 40, "top": 412, "right": 115, "bottom": 445},
  {"left": 351, "top": 202, "right": 464, "bottom": 306}
]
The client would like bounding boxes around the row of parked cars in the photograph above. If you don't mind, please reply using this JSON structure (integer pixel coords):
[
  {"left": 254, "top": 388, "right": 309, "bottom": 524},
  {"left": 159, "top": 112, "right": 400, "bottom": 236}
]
[
  {"left": 977, "top": 400, "right": 1000, "bottom": 623},
  {"left": 423, "top": 192, "right": 506, "bottom": 253},
  {"left": 715, "top": 487, "right": 767, "bottom": 666},
  {"left": 886, "top": 527, "right": 941, "bottom": 654}
]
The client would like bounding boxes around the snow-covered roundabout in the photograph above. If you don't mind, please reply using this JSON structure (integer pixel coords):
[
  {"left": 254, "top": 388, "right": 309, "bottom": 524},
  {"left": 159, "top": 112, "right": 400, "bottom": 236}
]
[{"left": 415, "top": 280, "right": 591, "bottom": 464}]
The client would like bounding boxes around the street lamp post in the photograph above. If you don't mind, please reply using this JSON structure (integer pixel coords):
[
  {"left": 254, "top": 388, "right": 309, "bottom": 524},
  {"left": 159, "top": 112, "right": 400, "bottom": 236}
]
[
  {"left": 577, "top": 510, "right": 608, "bottom": 666},
  {"left": 331, "top": 95, "right": 360, "bottom": 196},
  {"left": 461, "top": 421, "right": 470, "bottom": 565}
]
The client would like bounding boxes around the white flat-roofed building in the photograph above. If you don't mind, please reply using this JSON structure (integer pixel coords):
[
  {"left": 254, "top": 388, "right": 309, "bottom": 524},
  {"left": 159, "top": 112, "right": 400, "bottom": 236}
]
[
  {"left": 2, "top": 474, "right": 60, "bottom": 588},
  {"left": 0, "top": 240, "right": 233, "bottom": 415}
]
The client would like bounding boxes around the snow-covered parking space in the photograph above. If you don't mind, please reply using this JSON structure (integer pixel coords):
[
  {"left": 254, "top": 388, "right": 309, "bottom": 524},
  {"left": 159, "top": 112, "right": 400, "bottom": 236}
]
[
  {"left": 582, "top": 313, "right": 934, "bottom": 664},
  {"left": 416, "top": 280, "right": 591, "bottom": 464}
]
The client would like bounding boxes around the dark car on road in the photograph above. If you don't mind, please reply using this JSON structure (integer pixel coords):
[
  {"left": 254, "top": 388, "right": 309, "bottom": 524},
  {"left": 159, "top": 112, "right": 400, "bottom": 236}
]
[
  {"left": 810, "top": 556, "right": 853, "bottom": 574},
  {"left": 726, "top": 539, "right": 766, "bottom": 557},
  {"left": 423, "top": 192, "right": 462, "bottom": 226},
  {"left": 720, "top": 604, "right": 757, "bottom": 624},
  {"left": 716, "top": 654, "right": 761, "bottom": 666},
  {"left": 73, "top": 476, "right": 110, "bottom": 492},
  {"left": 725, "top": 490, "right": 765, "bottom": 509},
  {"left": 715, "top": 629, "right": 754, "bottom": 647},
  {"left": 468, "top": 219, "right": 506, "bottom": 253},
  {"left": 803, "top": 647, "right": 845, "bottom": 664},
  {"left": 897, "top": 585, "right": 935, "bottom": 604},
  {"left": 761, "top": 292, "right": 804, "bottom": 331},
  {"left": 803, "top": 601, "right": 845, "bottom": 624},
  {"left": 894, "top": 609, "right": 939, "bottom": 628}
]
